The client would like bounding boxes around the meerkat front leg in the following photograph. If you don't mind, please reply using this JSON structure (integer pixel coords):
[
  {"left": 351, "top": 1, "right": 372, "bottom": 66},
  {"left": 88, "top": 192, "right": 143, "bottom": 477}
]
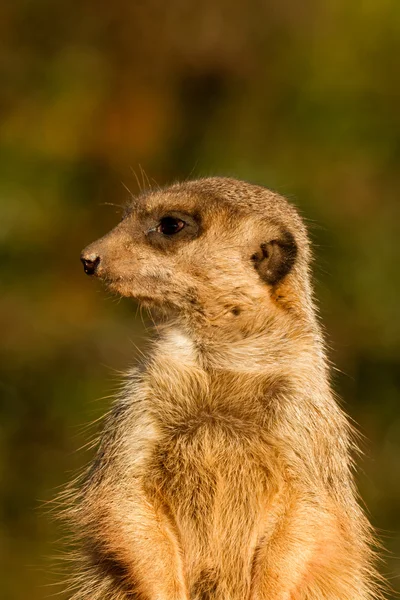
[
  {"left": 249, "top": 495, "right": 332, "bottom": 600},
  {"left": 83, "top": 483, "right": 188, "bottom": 600},
  {"left": 250, "top": 494, "right": 369, "bottom": 600}
]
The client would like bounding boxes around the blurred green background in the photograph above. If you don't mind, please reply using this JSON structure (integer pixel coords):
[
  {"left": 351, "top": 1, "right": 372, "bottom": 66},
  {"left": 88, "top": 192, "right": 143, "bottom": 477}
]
[{"left": 1, "top": 1, "right": 399, "bottom": 598}]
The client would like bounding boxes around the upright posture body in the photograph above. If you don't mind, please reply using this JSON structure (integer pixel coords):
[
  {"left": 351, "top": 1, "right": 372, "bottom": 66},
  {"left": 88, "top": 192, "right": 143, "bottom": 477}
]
[{"left": 75, "top": 178, "right": 380, "bottom": 600}]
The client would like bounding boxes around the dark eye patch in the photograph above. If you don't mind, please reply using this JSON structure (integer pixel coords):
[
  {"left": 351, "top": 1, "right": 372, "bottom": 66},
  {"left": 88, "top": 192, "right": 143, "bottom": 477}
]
[
  {"left": 157, "top": 216, "right": 186, "bottom": 235},
  {"left": 146, "top": 210, "right": 201, "bottom": 250}
]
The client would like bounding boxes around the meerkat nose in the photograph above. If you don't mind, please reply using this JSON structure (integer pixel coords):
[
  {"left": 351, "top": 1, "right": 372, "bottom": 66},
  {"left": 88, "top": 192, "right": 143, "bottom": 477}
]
[{"left": 80, "top": 252, "right": 101, "bottom": 276}]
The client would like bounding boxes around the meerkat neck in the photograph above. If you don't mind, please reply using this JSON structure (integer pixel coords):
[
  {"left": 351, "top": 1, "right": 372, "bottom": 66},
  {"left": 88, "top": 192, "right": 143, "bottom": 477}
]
[{"left": 154, "top": 315, "right": 328, "bottom": 383}]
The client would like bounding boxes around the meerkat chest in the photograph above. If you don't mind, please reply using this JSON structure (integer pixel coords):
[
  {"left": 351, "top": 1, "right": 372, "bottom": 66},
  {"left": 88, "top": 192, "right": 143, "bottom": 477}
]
[
  {"left": 143, "top": 330, "right": 275, "bottom": 509},
  {"left": 145, "top": 408, "right": 271, "bottom": 515}
]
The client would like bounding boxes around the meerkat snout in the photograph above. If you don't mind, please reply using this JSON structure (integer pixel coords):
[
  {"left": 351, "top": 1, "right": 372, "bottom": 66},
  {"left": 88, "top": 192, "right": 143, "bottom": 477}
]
[{"left": 81, "top": 252, "right": 101, "bottom": 276}]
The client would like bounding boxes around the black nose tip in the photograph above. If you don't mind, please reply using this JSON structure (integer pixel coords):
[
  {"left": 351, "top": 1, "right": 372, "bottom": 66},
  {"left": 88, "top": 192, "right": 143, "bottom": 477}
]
[{"left": 81, "top": 254, "right": 101, "bottom": 276}]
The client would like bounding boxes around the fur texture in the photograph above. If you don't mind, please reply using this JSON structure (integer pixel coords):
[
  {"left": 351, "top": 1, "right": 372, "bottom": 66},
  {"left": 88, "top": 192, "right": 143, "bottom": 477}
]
[{"left": 68, "top": 177, "right": 383, "bottom": 600}]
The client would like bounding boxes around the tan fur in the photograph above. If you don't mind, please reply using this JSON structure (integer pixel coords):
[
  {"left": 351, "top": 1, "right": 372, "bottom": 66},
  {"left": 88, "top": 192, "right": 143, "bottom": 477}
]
[{"left": 69, "top": 177, "right": 383, "bottom": 599}]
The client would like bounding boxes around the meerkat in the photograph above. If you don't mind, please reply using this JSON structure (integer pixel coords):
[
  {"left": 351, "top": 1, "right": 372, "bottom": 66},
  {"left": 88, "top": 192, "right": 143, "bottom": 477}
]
[{"left": 72, "top": 177, "right": 382, "bottom": 600}]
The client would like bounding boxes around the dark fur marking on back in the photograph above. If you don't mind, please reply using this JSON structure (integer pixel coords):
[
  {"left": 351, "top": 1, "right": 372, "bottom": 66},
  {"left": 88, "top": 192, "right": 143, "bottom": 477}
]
[{"left": 88, "top": 544, "right": 142, "bottom": 599}]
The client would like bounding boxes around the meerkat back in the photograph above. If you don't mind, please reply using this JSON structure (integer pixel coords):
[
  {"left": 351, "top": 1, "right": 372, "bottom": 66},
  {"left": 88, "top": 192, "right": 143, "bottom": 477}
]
[{"left": 69, "top": 177, "right": 382, "bottom": 600}]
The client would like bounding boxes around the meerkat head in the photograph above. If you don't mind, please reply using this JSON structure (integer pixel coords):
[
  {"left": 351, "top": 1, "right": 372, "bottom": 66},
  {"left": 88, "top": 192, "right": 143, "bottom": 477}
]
[{"left": 81, "top": 177, "right": 312, "bottom": 335}]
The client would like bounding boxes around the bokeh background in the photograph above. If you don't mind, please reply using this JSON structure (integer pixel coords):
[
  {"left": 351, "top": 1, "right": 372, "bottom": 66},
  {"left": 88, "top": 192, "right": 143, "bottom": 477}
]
[{"left": 1, "top": 1, "right": 400, "bottom": 598}]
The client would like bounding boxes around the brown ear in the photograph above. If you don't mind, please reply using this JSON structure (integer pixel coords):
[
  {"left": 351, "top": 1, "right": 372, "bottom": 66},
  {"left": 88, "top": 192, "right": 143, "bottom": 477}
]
[{"left": 252, "top": 230, "right": 297, "bottom": 285}]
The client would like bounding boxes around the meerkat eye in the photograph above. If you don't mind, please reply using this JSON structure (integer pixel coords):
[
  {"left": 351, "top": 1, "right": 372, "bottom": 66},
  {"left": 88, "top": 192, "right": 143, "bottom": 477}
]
[{"left": 157, "top": 217, "right": 186, "bottom": 235}]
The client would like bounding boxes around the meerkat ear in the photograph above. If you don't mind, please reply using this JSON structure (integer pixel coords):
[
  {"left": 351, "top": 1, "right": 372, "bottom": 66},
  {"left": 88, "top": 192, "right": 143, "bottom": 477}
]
[{"left": 252, "top": 231, "right": 297, "bottom": 285}]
